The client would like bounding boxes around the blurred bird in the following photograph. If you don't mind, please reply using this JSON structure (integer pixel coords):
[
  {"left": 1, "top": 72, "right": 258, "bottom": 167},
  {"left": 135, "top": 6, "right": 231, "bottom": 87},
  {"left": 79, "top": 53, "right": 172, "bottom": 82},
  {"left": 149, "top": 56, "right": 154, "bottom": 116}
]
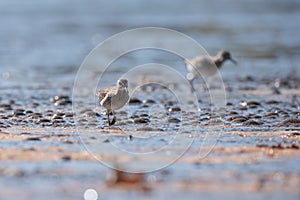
[
  {"left": 185, "top": 50, "right": 237, "bottom": 90},
  {"left": 97, "top": 78, "right": 129, "bottom": 126}
]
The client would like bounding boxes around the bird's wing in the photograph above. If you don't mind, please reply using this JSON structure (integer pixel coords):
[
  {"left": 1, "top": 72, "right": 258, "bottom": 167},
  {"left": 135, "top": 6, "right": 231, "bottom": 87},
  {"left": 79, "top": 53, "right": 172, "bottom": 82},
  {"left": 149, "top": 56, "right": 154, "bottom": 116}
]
[
  {"left": 96, "top": 86, "right": 117, "bottom": 101},
  {"left": 190, "top": 56, "right": 213, "bottom": 67}
]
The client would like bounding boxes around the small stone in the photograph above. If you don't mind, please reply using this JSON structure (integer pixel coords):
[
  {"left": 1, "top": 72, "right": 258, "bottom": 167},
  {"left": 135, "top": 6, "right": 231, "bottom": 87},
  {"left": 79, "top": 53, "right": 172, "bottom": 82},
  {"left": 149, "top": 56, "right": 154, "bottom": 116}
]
[
  {"left": 134, "top": 118, "right": 150, "bottom": 124},
  {"left": 168, "top": 107, "right": 181, "bottom": 112},
  {"left": 12, "top": 111, "right": 25, "bottom": 117},
  {"left": 25, "top": 110, "right": 33, "bottom": 114},
  {"left": 168, "top": 118, "right": 181, "bottom": 123},
  {"left": 247, "top": 101, "right": 261, "bottom": 106},
  {"left": 243, "top": 120, "right": 262, "bottom": 126},
  {"left": 226, "top": 102, "right": 233, "bottom": 106},
  {"left": 230, "top": 116, "right": 248, "bottom": 123},
  {"left": 0, "top": 104, "right": 12, "bottom": 110},
  {"left": 26, "top": 137, "right": 41, "bottom": 141},
  {"left": 143, "top": 99, "right": 156, "bottom": 104},
  {"left": 165, "top": 101, "right": 176, "bottom": 106},
  {"left": 228, "top": 111, "right": 239, "bottom": 115},
  {"left": 38, "top": 118, "right": 51, "bottom": 123},
  {"left": 52, "top": 114, "right": 63, "bottom": 120},
  {"left": 129, "top": 98, "right": 142, "bottom": 104},
  {"left": 281, "top": 118, "right": 300, "bottom": 124},
  {"left": 61, "top": 155, "right": 71, "bottom": 161},
  {"left": 266, "top": 100, "right": 279, "bottom": 104}
]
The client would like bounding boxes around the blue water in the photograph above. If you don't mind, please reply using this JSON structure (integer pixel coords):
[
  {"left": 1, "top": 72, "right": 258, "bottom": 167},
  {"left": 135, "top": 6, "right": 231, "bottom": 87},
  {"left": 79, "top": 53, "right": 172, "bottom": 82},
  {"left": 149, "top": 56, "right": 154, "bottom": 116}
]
[{"left": 1, "top": 0, "right": 300, "bottom": 88}]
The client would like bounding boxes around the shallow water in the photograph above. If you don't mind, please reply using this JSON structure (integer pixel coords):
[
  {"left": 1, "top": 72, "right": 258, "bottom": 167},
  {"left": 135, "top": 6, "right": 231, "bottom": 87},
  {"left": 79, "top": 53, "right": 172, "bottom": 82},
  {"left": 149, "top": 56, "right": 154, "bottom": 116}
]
[{"left": 1, "top": 0, "right": 300, "bottom": 87}]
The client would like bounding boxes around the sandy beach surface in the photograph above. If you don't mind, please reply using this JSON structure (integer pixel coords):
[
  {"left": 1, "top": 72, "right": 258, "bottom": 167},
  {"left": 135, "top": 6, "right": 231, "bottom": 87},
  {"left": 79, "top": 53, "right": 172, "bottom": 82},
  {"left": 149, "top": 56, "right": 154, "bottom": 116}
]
[
  {"left": 1, "top": 0, "right": 300, "bottom": 199},
  {"left": 1, "top": 82, "right": 300, "bottom": 199}
]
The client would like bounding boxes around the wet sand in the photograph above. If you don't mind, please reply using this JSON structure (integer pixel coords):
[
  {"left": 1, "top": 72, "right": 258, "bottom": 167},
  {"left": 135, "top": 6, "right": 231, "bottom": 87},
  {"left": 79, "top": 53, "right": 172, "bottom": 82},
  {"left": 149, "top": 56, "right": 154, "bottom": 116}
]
[{"left": 0, "top": 76, "right": 299, "bottom": 200}]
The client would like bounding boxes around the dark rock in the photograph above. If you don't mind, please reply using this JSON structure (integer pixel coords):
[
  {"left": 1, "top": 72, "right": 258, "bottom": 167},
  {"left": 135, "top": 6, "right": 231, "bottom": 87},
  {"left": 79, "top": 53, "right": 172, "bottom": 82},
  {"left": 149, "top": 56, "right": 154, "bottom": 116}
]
[
  {"left": 134, "top": 118, "right": 150, "bottom": 124},
  {"left": 38, "top": 118, "right": 51, "bottom": 123},
  {"left": 168, "top": 107, "right": 181, "bottom": 112},
  {"left": 168, "top": 118, "right": 181, "bottom": 123},
  {"left": 26, "top": 137, "right": 41, "bottom": 141},
  {"left": 61, "top": 155, "right": 71, "bottom": 161},
  {"left": 129, "top": 98, "right": 142, "bottom": 104},
  {"left": 243, "top": 120, "right": 262, "bottom": 126},
  {"left": 265, "top": 100, "right": 280, "bottom": 104},
  {"left": 143, "top": 99, "right": 156, "bottom": 104},
  {"left": 281, "top": 118, "right": 300, "bottom": 125}
]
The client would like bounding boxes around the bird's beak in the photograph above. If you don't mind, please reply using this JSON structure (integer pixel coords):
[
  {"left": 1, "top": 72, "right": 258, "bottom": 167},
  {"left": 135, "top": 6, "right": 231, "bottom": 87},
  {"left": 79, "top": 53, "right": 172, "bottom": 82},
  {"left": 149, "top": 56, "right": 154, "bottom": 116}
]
[{"left": 230, "top": 58, "right": 237, "bottom": 65}]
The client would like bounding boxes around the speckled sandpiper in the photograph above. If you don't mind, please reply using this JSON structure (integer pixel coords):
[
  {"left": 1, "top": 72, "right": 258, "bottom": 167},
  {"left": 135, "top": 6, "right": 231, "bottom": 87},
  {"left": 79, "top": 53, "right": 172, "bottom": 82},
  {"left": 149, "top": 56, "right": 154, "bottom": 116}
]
[
  {"left": 185, "top": 50, "right": 237, "bottom": 89},
  {"left": 97, "top": 78, "right": 129, "bottom": 126}
]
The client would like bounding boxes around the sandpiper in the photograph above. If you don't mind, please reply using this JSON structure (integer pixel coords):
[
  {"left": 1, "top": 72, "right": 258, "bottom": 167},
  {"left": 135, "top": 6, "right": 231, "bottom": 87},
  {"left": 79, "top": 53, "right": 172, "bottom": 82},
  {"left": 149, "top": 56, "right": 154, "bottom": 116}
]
[
  {"left": 97, "top": 78, "right": 129, "bottom": 126},
  {"left": 185, "top": 50, "right": 237, "bottom": 89}
]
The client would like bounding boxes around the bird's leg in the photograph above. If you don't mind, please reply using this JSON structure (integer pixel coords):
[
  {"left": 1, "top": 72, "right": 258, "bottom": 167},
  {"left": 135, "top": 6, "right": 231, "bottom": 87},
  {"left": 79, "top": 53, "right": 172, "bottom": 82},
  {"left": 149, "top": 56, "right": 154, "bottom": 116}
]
[
  {"left": 107, "top": 109, "right": 112, "bottom": 126},
  {"left": 189, "top": 78, "right": 196, "bottom": 93},
  {"left": 110, "top": 111, "right": 116, "bottom": 125},
  {"left": 107, "top": 110, "right": 116, "bottom": 126}
]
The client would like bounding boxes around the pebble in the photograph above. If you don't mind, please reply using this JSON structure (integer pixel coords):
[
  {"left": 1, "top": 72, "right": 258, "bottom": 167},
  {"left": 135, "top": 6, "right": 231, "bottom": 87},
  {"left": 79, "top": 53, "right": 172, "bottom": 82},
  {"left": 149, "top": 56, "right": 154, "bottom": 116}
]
[
  {"left": 229, "top": 116, "right": 248, "bottom": 123},
  {"left": 264, "top": 112, "right": 279, "bottom": 119},
  {"left": 61, "top": 155, "right": 72, "bottom": 161},
  {"left": 165, "top": 101, "right": 176, "bottom": 106},
  {"left": 243, "top": 120, "right": 262, "bottom": 126},
  {"left": 168, "top": 107, "right": 181, "bottom": 112},
  {"left": 209, "top": 118, "right": 223, "bottom": 124},
  {"left": 0, "top": 116, "right": 8, "bottom": 119},
  {"left": 30, "top": 102, "right": 40, "bottom": 108},
  {"left": 251, "top": 115, "right": 262, "bottom": 119},
  {"left": 248, "top": 105, "right": 258, "bottom": 109},
  {"left": 286, "top": 132, "right": 300, "bottom": 137},
  {"left": 129, "top": 98, "right": 142, "bottom": 104},
  {"left": 29, "top": 113, "right": 43, "bottom": 119},
  {"left": 141, "top": 104, "right": 149, "bottom": 108},
  {"left": 168, "top": 118, "right": 181, "bottom": 123},
  {"left": 247, "top": 101, "right": 261, "bottom": 106},
  {"left": 52, "top": 115, "right": 63, "bottom": 120},
  {"left": 63, "top": 113, "right": 74, "bottom": 118},
  {"left": 266, "top": 100, "right": 279, "bottom": 104},
  {"left": 12, "top": 110, "right": 26, "bottom": 117},
  {"left": 134, "top": 118, "right": 150, "bottom": 124},
  {"left": 281, "top": 118, "right": 300, "bottom": 124},
  {"left": 53, "top": 119, "right": 66, "bottom": 124},
  {"left": 0, "top": 104, "right": 12, "bottom": 110},
  {"left": 143, "top": 99, "right": 156, "bottom": 104},
  {"left": 226, "top": 102, "right": 233, "bottom": 106},
  {"left": 118, "top": 111, "right": 127, "bottom": 115},
  {"left": 26, "top": 137, "right": 41, "bottom": 141},
  {"left": 25, "top": 110, "right": 33, "bottom": 114},
  {"left": 38, "top": 118, "right": 51, "bottom": 123},
  {"left": 54, "top": 100, "right": 72, "bottom": 106},
  {"left": 51, "top": 95, "right": 72, "bottom": 106},
  {"left": 238, "top": 106, "right": 248, "bottom": 111},
  {"left": 228, "top": 111, "right": 239, "bottom": 115}
]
